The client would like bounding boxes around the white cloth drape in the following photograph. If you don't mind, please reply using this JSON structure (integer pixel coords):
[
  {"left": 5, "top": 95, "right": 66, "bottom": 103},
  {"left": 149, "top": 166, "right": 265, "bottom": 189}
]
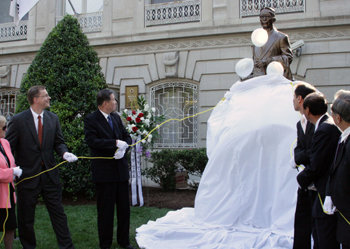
[
  {"left": 131, "top": 138, "right": 144, "bottom": 206},
  {"left": 136, "top": 74, "right": 300, "bottom": 249}
]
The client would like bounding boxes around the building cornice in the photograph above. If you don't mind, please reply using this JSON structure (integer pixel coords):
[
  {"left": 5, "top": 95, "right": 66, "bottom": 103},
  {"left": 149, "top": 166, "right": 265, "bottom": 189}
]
[{"left": 0, "top": 20, "right": 349, "bottom": 58}]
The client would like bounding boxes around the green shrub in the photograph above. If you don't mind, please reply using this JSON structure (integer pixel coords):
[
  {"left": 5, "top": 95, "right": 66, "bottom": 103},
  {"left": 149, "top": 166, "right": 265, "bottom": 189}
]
[
  {"left": 15, "top": 15, "right": 107, "bottom": 199},
  {"left": 143, "top": 149, "right": 179, "bottom": 191},
  {"left": 143, "top": 148, "right": 208, "bottom": 191},
  {"left": 177, "top": 148, "right": 207, "bottom": 176},
  {"left": 176, "top": 148, "right": 207, "bottom": 189}
]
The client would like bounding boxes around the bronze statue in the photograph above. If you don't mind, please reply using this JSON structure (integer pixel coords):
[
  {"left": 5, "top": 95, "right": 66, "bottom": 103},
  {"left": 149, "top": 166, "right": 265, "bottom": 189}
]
[{"left": 251, "top": 7, "right": 293, "bottom": 80}]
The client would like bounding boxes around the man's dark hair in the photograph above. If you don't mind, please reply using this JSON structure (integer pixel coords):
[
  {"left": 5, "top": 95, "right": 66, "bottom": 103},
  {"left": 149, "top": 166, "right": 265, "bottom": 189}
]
[
  {"left": 27, "top": 85, "right": 46, "bottom": 105},
  {"left": 97, "top": 88, "right": 115, "bottom": 106},
  {"left": 331, "top": 90, "right": 350, "bottom": 123},
  {"left": 294, "top": 81, "right": 317, "bottom": 99},
  {"left": 303, "top": 92, "right": 328, "bottom": 116}
]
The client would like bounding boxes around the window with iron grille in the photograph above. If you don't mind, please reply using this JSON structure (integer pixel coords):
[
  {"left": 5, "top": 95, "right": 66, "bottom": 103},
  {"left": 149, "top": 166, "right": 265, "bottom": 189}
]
[
  {"left": 150, "top": 81, "right": 198, "bottom": 148},
  {"left": 0, "top": 89, "right": 19, "bottom": 121}
]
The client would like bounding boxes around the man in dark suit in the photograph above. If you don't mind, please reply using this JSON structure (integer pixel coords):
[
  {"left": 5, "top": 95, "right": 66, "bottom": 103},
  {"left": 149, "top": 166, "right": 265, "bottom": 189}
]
[
  {"left": 292, "top": 82, "right": 318, "bottom": 249},
  {"left": 6, "top": 85, "right": 78, "bottom": 249},
  {"left": 324, "top": 90, "right": 350, "bottom": 249},
  {"left": 297, "top": 92, "right": 340, "bottom": 249},
  {"left": 84, "top": 89, "right": 134, "bottom": 249},
  {"left": 251, "top": 7, "right": 293, "bottom": 80}
]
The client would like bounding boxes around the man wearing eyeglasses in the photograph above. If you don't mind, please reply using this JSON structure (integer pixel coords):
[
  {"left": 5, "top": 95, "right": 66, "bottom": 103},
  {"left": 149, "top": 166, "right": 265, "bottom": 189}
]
[{"left": 6, "top": 85, "right": 78, "bottom": 249}]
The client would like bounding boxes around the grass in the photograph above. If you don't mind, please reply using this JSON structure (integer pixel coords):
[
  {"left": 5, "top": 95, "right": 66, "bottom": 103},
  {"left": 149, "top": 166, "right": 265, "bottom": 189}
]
[{"left": 1, "top": 204, "right": 171, "bottom": 249}]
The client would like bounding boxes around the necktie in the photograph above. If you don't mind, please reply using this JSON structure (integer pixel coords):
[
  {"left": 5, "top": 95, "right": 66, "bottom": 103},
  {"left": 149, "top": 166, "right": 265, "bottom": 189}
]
[
  {"left": 332, "top": 138, "right": 344, "bottom": 171},
  {"left": 38, "top": 115, "right": 43, "bottom": 146},
  {"left": 335, "top": 141, "right": 344, "bottom": 161},
  {"left": 107, "top": 115, "right": 113, "bottom": 130}
]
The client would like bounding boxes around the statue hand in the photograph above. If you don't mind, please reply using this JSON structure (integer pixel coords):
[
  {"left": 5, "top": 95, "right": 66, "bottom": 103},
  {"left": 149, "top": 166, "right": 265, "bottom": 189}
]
[{"left": 255, "top": 60, "right": 265, "bottom": 68}]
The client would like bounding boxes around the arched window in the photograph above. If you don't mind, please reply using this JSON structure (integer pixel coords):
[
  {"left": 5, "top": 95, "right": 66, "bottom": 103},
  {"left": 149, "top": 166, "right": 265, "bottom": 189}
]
[{"left": 150, "top": 81, "right": 198, "bottom": 148}]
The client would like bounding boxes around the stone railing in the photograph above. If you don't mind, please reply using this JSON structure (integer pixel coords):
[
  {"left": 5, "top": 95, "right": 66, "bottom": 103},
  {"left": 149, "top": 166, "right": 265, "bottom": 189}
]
[
  {"left": 145, "top": 0, "right": 201, "bottom": 27},
  {"left": 0, "top": 21, "right": 27, "bottom": 42},
  {"left": 240, "top": 0, "right": 305, "bottom": 17},
  {"left": 77, "top": 11, "right": 103, "bottom": 33},
  {"left": 56, "top": 11, "right": 103, "bottom": 33}
]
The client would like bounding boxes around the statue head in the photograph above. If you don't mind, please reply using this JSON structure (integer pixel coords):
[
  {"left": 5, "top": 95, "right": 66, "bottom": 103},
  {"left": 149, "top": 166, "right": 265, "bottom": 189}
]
[{"left": 259, "top": 7, "right": 276, "bottom": 30}]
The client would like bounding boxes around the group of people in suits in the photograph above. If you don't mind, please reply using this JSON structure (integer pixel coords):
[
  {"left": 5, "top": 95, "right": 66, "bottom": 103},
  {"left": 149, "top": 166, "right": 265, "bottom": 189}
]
[
  {"left": 292, "top": 82, "right": 350, "bottom": 249},
  {"left": 0, "top": 85, "right": 135, "bottom": 249}
]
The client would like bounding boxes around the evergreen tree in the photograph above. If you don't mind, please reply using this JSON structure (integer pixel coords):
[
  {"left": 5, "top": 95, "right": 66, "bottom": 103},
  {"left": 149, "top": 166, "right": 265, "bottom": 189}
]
[{"left": 16, "top": 15, "right": 107, "bottom": 198}]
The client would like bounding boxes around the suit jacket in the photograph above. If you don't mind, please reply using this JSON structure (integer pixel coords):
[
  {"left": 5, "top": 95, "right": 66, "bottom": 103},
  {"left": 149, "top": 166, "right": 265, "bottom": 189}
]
[
  {"left": 0, "top": 138, "right": 16, "bottom": 208},
  {"left": 326, "top": 136, "right": 350, "bottom": 242},
  {"left": 5, "top": 109, "right": 68, "bottom": 189},
  {"left": 294, "top": 120, "right": 314, "bottom": 167},
  {"left": 297, "top": 114, "right": 341, "bottom": 217},
  {"left": 252, "top": 28, "right": 293, "bottom": 80},
  {"left": 84, "top": 110, "right": 132, "bottom": 183}
]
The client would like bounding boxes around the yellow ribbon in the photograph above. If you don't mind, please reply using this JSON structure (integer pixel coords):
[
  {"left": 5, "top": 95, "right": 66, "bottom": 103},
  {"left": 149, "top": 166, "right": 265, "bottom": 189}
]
[
  {"left": 1, "top": 97, "right": 227, "bottom": 242},
  {"left": 318, "top": 192, "right": 350, "bottom": 225}
]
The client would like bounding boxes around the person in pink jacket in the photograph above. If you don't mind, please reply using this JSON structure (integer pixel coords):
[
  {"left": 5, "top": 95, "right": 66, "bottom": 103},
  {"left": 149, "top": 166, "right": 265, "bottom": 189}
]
[{"left": 0, "top": 115, "right": 22, "bottom": 249}]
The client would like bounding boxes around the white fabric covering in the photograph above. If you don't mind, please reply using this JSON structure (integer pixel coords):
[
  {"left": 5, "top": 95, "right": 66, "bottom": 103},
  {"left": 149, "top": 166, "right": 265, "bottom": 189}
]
[{"left": 136, "top": 74, "right": 300, "bottom": 249}]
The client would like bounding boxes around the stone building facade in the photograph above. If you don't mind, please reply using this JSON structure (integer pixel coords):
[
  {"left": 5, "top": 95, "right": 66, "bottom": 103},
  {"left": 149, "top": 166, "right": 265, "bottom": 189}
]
[{"left": 1, "top": 0, "right": 349, "bottom": 148}]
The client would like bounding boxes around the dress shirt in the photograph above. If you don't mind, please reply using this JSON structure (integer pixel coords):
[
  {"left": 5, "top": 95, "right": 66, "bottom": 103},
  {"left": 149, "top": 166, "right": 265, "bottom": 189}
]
[
  {"left": 340, "top": 126, "right": 350, "bottom": 143},
  {"left": 98, "top": 109, "right": 110, "bottom": 122},
  {"left": 314, "top": 114, "right": 326, "bottom": 132},
  {"left": 30, "top": 108, "right": 44, "bottom": 133},
  {"left": 300, "top": 114, "right": 307, "bottom": 133}
]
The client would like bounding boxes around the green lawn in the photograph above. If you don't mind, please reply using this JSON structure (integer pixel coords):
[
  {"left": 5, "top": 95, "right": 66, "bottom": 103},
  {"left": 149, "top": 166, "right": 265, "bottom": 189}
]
[{"left": 1, "top": 205, "right": 170, "bottom": 249}]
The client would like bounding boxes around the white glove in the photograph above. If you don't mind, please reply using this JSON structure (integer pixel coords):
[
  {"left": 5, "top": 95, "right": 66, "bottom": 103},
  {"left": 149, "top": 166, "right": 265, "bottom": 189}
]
[
  {"left": 114, "top": 149, "right": 125, "bottom": 160},
  {"left": 13, "top": 166, "right": 23, "bottom": 178},
  {"left": 307, "top": 184, "right": 317, "bottom": 191},
  {"left": 116, "top": 140, "right": 129, "bottom": 151},
  {"left": 63, "top": 152, "right": 78, "bottom": 163},
  {"left": 297, "top": 164, "right": 305, "bottom": 172},
  {"left": 323, "top": 196, "right": 336, "bottom": 215}
]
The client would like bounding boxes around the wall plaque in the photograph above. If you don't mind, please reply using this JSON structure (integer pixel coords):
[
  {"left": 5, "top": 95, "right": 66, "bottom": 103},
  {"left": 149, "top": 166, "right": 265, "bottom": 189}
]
[{"left": 125, "top": 86, "right": 139, "bottom": 109}]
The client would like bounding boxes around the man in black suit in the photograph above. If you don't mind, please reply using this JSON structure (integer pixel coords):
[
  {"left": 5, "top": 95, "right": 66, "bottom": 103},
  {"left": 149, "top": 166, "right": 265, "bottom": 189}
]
[
  {"left": 292, "top": 82, "right": 318, "bottom": 249},
  {"left": 324, "top": 90, "right": 350, "bottom": 249},
  {"left": 297, "top": 92, "right": 340, "bottom": 249},
  {"left": 6, "top": 85, "right": 78, "bottom": 249},
  {"left": 84, "top": 89, "right": 134, "bottom": 249}
]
